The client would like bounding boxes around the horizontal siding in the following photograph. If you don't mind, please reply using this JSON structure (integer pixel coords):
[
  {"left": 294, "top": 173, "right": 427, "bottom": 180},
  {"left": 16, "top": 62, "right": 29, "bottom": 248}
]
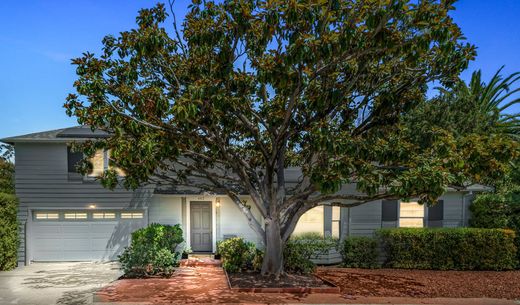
[{"left": 14, "top": 142, "right": 155, "bottom": 264}]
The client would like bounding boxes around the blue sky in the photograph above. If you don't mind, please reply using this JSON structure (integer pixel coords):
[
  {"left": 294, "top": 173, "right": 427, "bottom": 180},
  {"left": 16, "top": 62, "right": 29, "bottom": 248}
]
[{"left": 0, "top": 0, "right": 519, "bottom": 139}]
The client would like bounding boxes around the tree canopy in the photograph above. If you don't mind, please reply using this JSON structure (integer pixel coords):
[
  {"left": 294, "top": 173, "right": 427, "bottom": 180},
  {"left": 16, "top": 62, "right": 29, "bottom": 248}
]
[{"left": 65, "top": 0, "right": 518, "bottom": 275}]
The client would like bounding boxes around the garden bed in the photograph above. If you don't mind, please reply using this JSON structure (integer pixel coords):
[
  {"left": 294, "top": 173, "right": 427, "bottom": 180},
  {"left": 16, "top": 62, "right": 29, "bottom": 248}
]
[
  {"left": 316, "top": 267, "right": 520, "bottom": 299},
  {"left": 225, "top": 270, "right": 340, "bottom": 293}
]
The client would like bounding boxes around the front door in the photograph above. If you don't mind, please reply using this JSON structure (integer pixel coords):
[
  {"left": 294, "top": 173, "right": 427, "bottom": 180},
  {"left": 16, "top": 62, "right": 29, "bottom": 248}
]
[{"left": 190, "top": 201, "right": 212, "bottom": 252}]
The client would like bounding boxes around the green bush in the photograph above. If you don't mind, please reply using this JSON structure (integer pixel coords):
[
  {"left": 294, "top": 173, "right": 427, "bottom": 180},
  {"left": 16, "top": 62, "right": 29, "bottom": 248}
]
[
  {"left": 341, "top": 236, "right": 379, "bottom": 268},
  {"left": 470, "top": 187, "right": 520, "bottom": 266},
  {"left": 119, "top": 223, "right": 184, "bottom": 277},
  {"left": 378, "top": 228, "right": 517, "bottom": 270},
  {"left": 284, "top": 232, "right": 338, "bottom": 274},
  {"left": 469, "top": 193, "right": 510, "bottom": 228},
  {"left": 217, "top": 237, "right": 261, "bottom": 273},
  {"left": 0, "top": 193, "right": 18, "bottom": 271}
]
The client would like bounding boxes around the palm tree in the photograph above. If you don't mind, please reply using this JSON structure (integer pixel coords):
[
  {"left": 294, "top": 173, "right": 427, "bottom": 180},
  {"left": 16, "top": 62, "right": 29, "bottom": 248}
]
[{"left": 438, "top": 67, "right": 520, "bottom": 139}]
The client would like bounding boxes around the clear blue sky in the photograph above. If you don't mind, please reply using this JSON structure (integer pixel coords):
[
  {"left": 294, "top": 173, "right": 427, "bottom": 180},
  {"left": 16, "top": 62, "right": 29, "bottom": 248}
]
[{"left": 1, "top": 0, "right": 519, "bottom": 139}]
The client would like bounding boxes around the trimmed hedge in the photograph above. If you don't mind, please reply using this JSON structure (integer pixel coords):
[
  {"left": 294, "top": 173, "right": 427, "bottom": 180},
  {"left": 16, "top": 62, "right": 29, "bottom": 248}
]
[
  {"left": 119, "top": 223, "right": 184, "bottom": 277},
  {"left": 284, "top": 232, "right": 338, "bottom": 274},
  {"left": 378, "top": 228, "right": 517, "bottom": 270},
  {"left": 0, "top": 193, "right": 18, "bottom": 271},
  {"left": 341, "top": 236, "right": 379, "bottom": 268}
]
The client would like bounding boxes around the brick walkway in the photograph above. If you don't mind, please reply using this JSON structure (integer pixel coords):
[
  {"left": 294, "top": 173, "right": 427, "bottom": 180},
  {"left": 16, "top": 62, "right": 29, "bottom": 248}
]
[{"left": 94, "top": 262, "right": 517, "bottom": 305}]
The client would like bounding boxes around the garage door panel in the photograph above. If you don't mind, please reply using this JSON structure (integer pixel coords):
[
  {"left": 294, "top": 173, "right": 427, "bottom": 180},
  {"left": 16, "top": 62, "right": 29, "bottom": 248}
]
[
  {"left": 33, "top": 238, "right": 63, "bottom": 251},
  {"left": 31, "top": 212, "right": 145, "bottom": 262},
  {"left": 62, "top": 238, "right": 92, "bottom": 251},
  {"left": 33, "top": 225, "right": 61, "bottom": 236}
]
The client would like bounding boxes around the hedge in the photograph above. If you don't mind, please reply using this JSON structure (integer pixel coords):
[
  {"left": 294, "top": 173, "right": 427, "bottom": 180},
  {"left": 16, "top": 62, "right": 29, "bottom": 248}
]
[
  {"left": 0, "top": 193, "right": 18, "bottom": 271},
  {"left": 216, "top": 237, "right": 261, "bottom": 273},
  {"left": 341, "top": 236, "right": 379, "bottom": 268},
  {"left": 378, "top": 228, "right": 517, "bottom": 270},
  {"left": 119, "top": 223, "right": 184, "bottom": 277}
]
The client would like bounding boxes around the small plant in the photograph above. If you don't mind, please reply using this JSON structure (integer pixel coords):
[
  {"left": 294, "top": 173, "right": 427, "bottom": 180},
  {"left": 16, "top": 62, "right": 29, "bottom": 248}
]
[
  {"left": 181, "top": 244, "right": 192, "bottom": 259},
  {"left": 341, "top": 237, "right": 379, "bottom": 268},
  {"left": 284, "top": 232, "right": 338, "bottom": 274},
  {"left": 119, "top": 223, "right": 184, "bottom": 277},
  {"left": 217, "top": 237, "right": 261, "bottom": 273}
]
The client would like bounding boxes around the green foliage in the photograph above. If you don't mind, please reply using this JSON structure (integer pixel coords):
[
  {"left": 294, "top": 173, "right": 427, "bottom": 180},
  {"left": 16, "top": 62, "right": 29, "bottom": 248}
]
[
  {"left": 217, "top": 237, "right": 261, "bottom": 273},
  {"left": 470, "top": 187, "right": 520, "bottom": 266},
  {"left": 119, "top": 223, "right": 183, "bottom": 277},
  {"left": 378, "top": 228, "right": 517, "bottom": 270},
  {"left": 470, "top": 193, "right": 510, "bottom": 228},
  {"left": 284, "top": 233, "right": 338, "bottom": 274},
  {"left": 64, "top": 0, "right": 517, "bottom": 274},
  {"left": 0, "top": 193, "right": 18, "bottom": 270},
  {"left": 341, "top": 237, "right": 379, "bottom": 269},
  {"left": 0, "top": 159, "right": 14, "bottom": 195}
]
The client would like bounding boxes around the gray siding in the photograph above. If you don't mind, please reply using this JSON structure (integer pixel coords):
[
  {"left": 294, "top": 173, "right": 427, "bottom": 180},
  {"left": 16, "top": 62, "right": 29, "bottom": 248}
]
[{"left": 14, "top": 142, "right": 153, "bottom": 265}]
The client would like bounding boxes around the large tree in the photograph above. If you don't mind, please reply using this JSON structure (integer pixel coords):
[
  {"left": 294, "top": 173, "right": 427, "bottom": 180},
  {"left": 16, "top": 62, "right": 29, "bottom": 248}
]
[{"left": 65, "top": 0, "right": 518, "bottom": 276}]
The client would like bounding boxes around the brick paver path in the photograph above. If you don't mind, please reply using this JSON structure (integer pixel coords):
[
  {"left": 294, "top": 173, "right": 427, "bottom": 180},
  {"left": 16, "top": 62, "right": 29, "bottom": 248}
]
[{"left": 94, "top": 263, "right": 517, "bottom": 305}]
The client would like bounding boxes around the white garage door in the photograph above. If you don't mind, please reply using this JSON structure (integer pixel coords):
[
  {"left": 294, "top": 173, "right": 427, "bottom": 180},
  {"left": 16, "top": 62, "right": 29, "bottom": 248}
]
[{"left": 31, "top": 210, "right": 146, "bottom": 261}]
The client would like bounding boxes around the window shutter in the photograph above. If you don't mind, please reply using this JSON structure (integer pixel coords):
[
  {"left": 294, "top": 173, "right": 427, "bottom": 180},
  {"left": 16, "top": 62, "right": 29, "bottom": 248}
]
[
  {"left": 428, "top": 200, "right": 444, "bottom": 221},
  {"left": 67, "top": 146, "right": 83, "bottom": 173},
  {"left": 381, "top": 200, "right": 398, "bottom": 221}
]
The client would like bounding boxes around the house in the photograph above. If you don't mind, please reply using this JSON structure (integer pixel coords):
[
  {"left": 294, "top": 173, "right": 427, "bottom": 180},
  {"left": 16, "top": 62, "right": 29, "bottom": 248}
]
[{"left": 1, "top": 126, "right": 487, "bottom": 266}]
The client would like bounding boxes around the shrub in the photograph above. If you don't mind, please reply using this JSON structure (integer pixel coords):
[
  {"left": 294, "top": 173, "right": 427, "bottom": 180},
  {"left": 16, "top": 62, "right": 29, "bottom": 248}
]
[
  {"left": 341, "top": 236, "right": 379, "bottom": 268},
  {"left": 469, "top": 193, "right": 510, "bottom": 228},
  {"left": 378, "top": 228, "right": 517, "bottom": 270},
  {"left": 119, "top": 223, "right": 184, "bottom": 277},
  {"left": 0, "top": 193, "right": 18, "bottom": 271},
  {"left": 284, "top": 232, "right": 338, "bottom": 274},
  {"left": 217, "top": 237, "right": 261, "bottom": 273},
  {"left": 470, "top": 187, "right": 520, "bottom": 267}
]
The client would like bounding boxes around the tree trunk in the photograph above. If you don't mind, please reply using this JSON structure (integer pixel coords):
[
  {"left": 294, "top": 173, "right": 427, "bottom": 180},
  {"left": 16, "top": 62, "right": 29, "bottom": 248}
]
[{"left": 261, "top": 217, "right": 284, "bottom": 277}]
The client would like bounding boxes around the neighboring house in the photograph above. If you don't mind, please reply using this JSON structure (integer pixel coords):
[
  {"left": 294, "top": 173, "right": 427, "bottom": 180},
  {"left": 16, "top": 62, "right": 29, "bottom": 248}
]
[{"left": 1, "top": 126, "right": 487, "bottom": 266}]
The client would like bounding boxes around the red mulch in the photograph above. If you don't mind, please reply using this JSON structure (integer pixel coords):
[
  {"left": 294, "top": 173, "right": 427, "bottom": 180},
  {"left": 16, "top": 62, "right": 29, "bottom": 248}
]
[
  {"left": 228, "top": 271, "right": 331, "bottom": 288},
  {"left": 316, "top": 267, "right": 520, "bottom": 299}
]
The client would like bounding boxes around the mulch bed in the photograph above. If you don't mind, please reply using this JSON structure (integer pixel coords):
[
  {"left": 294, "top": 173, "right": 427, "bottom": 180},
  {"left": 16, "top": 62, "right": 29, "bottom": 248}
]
[
  {"left": 227, "top": 270, "right": 339, "bottom": 293},
  {"left": 316, "top": 267, "right": 520, "bottom": 299}
]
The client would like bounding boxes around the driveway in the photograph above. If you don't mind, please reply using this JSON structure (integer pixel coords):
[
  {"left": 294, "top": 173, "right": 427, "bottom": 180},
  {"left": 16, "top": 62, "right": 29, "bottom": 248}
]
[{"left": 0, "top": 262, "right": 121, "bottom": 305}]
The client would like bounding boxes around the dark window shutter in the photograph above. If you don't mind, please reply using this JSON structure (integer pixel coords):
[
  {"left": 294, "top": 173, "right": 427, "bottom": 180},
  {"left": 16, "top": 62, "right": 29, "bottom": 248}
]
[
  {"left": 382, "top": 200, "right": 398, "bottom": 221},
  {"left": 428, "top": 200, "right": 444, "bottom": 221},
  {"left": 67, "top": 146, "right": 83, "bottom": 173}
]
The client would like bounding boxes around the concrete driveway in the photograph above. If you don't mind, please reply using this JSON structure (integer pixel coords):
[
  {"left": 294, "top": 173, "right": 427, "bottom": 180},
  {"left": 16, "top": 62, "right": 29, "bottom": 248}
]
[{"left": 0, "top": 262, "right": 121, "bottom": 305}]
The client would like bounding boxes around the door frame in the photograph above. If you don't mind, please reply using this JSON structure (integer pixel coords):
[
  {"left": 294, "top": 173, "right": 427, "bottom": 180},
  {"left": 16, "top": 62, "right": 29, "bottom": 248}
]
[{"left": 186, "top": 199, "right": 217, "bottom": 253}]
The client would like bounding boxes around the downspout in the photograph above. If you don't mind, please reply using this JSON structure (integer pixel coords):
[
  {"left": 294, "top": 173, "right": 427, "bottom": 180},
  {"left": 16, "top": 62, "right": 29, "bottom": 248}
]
[{"left": 462, "top": 191, "right": 473, "bottom": 227}]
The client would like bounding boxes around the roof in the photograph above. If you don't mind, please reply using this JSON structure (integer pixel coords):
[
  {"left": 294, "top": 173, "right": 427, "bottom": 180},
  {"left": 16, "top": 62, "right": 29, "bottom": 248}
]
[{"left": 0, "top": 126, "right": 110, "bottom": 144}]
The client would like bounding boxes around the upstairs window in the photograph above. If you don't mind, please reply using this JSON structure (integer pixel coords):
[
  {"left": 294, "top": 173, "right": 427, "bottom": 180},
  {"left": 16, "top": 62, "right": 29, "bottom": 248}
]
[
  {"left": 88, "top": 149, "right": 126, "bottom": 178},
  {"left": 399, "top": 201, "right": 424, "bottom": 228},
  {"left": 67, "top": 146, "right": 83, "bottom": 174}
]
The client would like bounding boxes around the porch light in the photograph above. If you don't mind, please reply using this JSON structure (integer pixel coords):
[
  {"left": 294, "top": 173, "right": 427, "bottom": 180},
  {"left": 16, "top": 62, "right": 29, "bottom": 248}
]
[
  {"left": 88, "top": 204, "right": 97, "bottom": 209},
  {"left": 216, "top": 198, "right": 221, "bottom": 207}
]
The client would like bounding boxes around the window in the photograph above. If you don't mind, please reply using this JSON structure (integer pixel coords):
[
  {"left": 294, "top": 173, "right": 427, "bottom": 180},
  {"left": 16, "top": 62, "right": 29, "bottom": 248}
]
[
  {"left": 93, "top": 212, "right": 116, "bottom": 219},
  {"left": 88, "top": 149, "right": 126, "bottom": 177},
  {"left": 64, "top": 212, "right": 88, "bottom": 220},
  {"left": 399, "top": 201, "right": 424, "bottom": 228},
  {"left": 67, "top": 146, "right": 83, "bottom": 174},
  {"left": 88, "top": 150, "right": 106, "bottom": 177},
  {"left": 292, "top": 206, "right": 324, "bottom": 235},
  {"left": 121, "top": 212, "right": 143, "bottom": 219},
  {"left": 35, "top": 212, "right": 60, "bottom": 220},
  {"left": 331, "top": 206, "right": 341, "bottom": 238}
]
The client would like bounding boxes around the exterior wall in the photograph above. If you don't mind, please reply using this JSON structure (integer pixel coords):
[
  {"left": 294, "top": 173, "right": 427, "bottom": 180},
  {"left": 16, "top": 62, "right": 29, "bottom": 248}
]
[
  {"left": 347, "top": 200, "right": 383, "bottom": 237},
  {"left": 14, "top": 142, "right": 154, "bottom": 265}
]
